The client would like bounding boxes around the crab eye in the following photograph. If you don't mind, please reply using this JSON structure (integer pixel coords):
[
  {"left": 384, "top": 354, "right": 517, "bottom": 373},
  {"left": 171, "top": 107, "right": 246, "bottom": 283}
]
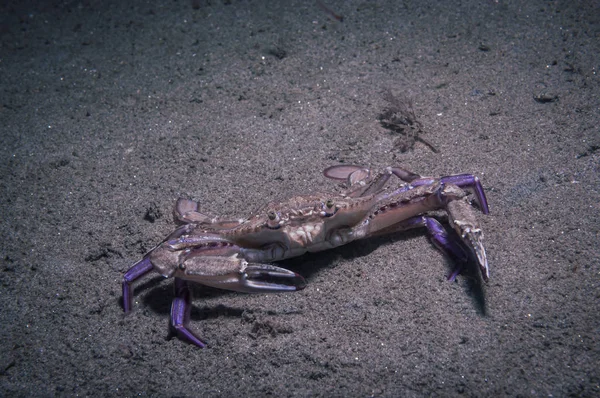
[
  {"left": 321, "top": 199, "right": 337, "bottom": 217},
  {"left": 266, "top": 210, "right": 281, "bottom": 229}
]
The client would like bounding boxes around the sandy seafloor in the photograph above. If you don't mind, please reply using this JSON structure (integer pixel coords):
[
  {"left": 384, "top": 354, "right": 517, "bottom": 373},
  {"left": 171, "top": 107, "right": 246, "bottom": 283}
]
[{"left": 1, "top": 0, "right": 599, "bottom": 396}]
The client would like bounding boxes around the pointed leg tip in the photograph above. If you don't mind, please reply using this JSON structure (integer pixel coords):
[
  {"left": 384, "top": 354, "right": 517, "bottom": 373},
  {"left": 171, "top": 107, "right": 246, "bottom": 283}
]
[
  {"left": 171, "top": 326, "right": 208, "bottom": 348},
  {"left": 447, "top": 266, "right": 462, "bottom": 282}
]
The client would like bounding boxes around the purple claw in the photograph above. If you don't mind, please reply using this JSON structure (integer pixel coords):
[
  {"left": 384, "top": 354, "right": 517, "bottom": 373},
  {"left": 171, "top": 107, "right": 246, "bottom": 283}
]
[{"left": 122, "top": 257, "right": 154, "bottom": 313}]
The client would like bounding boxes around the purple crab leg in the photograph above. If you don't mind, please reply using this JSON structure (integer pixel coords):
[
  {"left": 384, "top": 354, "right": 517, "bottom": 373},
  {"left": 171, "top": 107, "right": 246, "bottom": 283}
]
[
  {"left": 170, "top": 278, "right": 207, "bottom": 348},
  {"left": 399, "top": 216, "right": 469, "bottom": 281},
  {"left": 122, "top": 257, "right": 154, "bottom": 313}
]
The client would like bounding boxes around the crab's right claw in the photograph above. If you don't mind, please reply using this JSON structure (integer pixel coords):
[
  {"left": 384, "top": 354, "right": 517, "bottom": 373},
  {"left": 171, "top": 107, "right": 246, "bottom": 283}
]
[
  {"left": 460, "top": 226, "right": 488, "bottom": 281},
  {"left": 447, "top": 199, "right": 489, "bottom": 281}
]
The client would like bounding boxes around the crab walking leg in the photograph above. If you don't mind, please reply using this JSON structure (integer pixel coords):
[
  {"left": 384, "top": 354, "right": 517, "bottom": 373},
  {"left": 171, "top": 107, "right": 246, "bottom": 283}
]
[
  {"left": 127, "top": 244, "right": 305, "bottom": 348},
  {"left": 323, "top": 165, "right": 422, "bottom": 198},
  {"left": 171, "top": 278, "right": 207, "bottom": 348},
  {"left": 324, "top": 165, "right": 421, "bottom": 184},
  {"left": 171, "top": 253, "right": 304, "bottom": 348},
  {"left": 394, "top": 216, "right": 470, "bottom": 281},
  {"left": 323, "top": 165, "right": 379, "bottom": 198},
  {"left": 359, "top": 167, "right": 422, "bottom": 197},
  {"left": 122, "top": 225, "right": 197, "bottom": 312},
  {"left": 122, "top": 257, "right": 154, "bottom": 313}
]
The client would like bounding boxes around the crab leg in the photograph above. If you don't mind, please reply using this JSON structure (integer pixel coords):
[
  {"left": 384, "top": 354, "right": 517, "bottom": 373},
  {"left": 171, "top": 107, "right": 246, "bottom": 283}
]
[
  {"left": 324, "top": 165, "right": 422, "bottom": 198},
  {"left": 360, "top": 167, "right": 421, "bottom": 197},
  {"left": 122, "top": 257, "right": 154, "bottom": 313},
  {"left": 171, "top": 278, "right": 207, "bottom": 348},
  {"left": 126, "top": 242, "right": 305, "bottom": 348},
  {"left": 392, "top": 216, "right": 470, "bottom": 281},
  {"left": 122, "top": 224, "right": 199, "bottom": 312},
  {"left": 323, "top": 165, "right": 375, "bottom": 197}
]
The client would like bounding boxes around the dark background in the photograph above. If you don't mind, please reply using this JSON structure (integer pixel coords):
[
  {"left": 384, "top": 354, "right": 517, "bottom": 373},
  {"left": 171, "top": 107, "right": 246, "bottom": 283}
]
[{"left": 1, "top": 0, "right": 598, "bottom": 396}]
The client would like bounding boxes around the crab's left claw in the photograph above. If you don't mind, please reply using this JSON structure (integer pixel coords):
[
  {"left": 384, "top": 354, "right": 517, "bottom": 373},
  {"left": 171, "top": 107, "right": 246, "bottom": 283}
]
[
  {"left": 174, "top": 250, "right": 306, "bottom": 293},
  {"left": 242, "top": 264, "right": 307, "bottom": 292},
  {"left": 202, "top": 263, "right": 306, "bottom": 292}
]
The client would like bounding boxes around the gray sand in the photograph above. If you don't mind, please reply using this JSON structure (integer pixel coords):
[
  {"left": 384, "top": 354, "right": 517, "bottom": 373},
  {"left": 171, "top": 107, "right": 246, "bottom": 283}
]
[{"left": 1, "top": 0, "right": 598, "bottom": 396}]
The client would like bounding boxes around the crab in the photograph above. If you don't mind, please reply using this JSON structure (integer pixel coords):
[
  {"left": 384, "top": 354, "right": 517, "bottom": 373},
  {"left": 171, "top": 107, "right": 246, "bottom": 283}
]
[{"left": 122, "top": 165, "right": 489, "bottom": 348}]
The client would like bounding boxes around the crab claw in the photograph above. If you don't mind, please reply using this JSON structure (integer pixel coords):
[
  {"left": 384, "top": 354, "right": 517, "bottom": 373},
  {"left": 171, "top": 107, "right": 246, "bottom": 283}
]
[
  {"left": 446, "top": 199, "right": 489, "bottom": 281},
  {"left": 242, "top": 264, "right": 307, "bottom": 292},
  {"left": 173, "top": 247, "right": 307, "bottom": 293},
  {"left": 193, "top": 262, "right": 306, "bottom": 293},
  {"left": 461, "top": 226, "right": 488, "bottom": 281}
]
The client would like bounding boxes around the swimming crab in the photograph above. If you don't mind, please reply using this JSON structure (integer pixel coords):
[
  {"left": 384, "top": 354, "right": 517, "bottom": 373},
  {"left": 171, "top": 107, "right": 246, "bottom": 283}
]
[{"left": 122, "top": 165, "right": 489, "bottom": 348}]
